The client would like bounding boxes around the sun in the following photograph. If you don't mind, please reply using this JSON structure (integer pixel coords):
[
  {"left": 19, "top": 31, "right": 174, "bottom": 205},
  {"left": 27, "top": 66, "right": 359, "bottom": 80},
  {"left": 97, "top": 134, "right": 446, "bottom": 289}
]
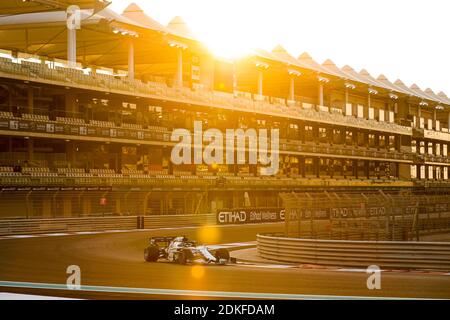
[
  {"left": 175, "top": 2, "right": 268, "bottom": 59},
  {"left": 194, "top": 24, "right": 257, "bottom": 59},
  {"left": 200, "top": 33, "right": 255, "bottom": 59}
]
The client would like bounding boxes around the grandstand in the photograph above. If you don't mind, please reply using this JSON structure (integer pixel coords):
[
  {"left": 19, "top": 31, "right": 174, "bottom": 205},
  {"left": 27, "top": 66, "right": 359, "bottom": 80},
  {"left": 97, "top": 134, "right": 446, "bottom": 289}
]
[{"left": 0, "top": 0, "right": 448, "bottom": 219}]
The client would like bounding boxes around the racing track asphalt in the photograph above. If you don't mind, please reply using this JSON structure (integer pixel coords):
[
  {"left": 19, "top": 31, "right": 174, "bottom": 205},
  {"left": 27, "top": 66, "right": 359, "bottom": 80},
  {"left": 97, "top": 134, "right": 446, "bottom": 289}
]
[{"left": 0, "top": 223, "right": 449, "bottom": 299}]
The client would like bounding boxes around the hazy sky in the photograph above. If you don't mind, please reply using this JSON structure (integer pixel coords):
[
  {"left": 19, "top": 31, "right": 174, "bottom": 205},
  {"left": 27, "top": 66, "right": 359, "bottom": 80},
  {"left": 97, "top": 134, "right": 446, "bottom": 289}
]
[{"left": 110, "top": 0, "right": 450, "bottom": 95}]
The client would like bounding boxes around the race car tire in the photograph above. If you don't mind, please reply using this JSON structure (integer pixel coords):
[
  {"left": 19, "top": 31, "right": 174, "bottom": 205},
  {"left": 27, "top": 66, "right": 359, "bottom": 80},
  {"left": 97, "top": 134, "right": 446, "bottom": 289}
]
[
  {"left": 178, "top": 249, "right": 193, "bottom": 265},
  {"left": 144, "top": 245, "right": 159, "bottom": 262},
  {"left": 215, "top": 248, "right": 230, "bottom": 261},
  {"left": 177, "top": 252, "right": 187, "bottom": 265}
]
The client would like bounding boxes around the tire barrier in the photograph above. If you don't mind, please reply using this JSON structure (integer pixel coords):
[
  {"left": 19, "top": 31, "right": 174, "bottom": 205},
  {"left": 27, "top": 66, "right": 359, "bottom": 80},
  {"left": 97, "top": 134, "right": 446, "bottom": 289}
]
[
  {"left": 0, "top": 214, "right": 215, "bottom": 236},
  {"left": 257, "top": 234, "right": 450, "bottom": 270}
]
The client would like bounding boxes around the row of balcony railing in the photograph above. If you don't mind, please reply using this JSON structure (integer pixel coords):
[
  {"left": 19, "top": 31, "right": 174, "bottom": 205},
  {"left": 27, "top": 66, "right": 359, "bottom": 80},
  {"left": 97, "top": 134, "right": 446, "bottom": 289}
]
[
  {"left": 279, "top": 141, "right": 417, "bottom": 162},
  {"left": 0, "top": 174, "right": 415, "bottom": 189},
  {"left": 3, "top": 110, "right": 450, "bottom": 166},
  {"left": 0, "top": 57, "right": 414, "bottom": 135}
]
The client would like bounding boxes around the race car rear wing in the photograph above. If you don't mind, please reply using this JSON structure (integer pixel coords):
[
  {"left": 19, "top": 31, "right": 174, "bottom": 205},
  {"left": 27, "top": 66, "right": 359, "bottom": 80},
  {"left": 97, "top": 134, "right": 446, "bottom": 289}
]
[{"left": 149, "top": 236, "right": 176, "bottom": 243}]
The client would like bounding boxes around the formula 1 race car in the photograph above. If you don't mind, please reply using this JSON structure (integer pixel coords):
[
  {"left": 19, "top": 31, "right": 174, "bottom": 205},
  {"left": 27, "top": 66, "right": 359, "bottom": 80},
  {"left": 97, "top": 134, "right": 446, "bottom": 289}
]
[{"left": 144, "top": 236, "right": 235, "bottom": 265}]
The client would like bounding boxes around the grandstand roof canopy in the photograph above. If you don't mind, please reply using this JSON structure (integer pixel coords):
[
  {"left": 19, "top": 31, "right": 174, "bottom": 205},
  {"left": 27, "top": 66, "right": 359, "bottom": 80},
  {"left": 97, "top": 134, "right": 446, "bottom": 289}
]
[
  {"left": 252, "top": 47, "right": 449, "bottom": 107},
  {"left": 0, "top": 2, "right": 208, "bottom": 78},
  {"left": 376, "top": 74, "right": 402, "bottom": 92},
  {"left": 410, "top": 83, "right": 437, "bottom": 102},
  {"left": 167, "top": 16, "right": 197, "bottom": 41},
  {"left": 321, "top": 59, "right": 360, "bottom": 83},
  {"left": 0, "top": 1, "right": 448, "bottom": 107},
  {"left": 358, "top": 69, "right": 390, "bottom": 91},
  {"left": 270, "top": 45, "right": 313, "bottom": 73},
  {"left": 121, "top": 2, "right": 168, "bottom": 34},
  {"left": 438, "top": 92, "right": 450, "bottom": 105},
  {"left": 0, "top": 0, "right": 110, "bottom": 16},
  {"left": 297, "top": 52, "right": 336, "bottom": 77},
  {"left": 393, "top": 79, "right": 425, "bottom": 99}
]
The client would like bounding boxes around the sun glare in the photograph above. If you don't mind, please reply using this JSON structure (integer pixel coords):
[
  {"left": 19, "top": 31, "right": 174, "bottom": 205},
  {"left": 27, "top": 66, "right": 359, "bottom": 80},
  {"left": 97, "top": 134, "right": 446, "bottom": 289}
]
[
  {"left": 184, "top": 10, "right": 267, "bottom": 59},
  {"left": 201, "top": 35, "right": 255, "bottom": 60},
  {"left": 110, "top": 0, "right": 450, "bottom": 93},
  {"left": 191, "top": 265, "right": 206, "bottom": 280},
  {"left": 197, "top": 226, "right": 221, "bottom": 244}
]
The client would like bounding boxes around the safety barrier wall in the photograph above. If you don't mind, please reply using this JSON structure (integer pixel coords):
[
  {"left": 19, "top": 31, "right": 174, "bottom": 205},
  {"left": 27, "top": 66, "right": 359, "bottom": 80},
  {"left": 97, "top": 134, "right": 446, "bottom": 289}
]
[
  {"left": 257, "top": 234, "right": 450, "bottom": 270},
  {"left": 0, "top": 214, "right": 215, "bottom": 236},
  {"left": 143, "top": 214, "right": 216, "bottom": 229}
]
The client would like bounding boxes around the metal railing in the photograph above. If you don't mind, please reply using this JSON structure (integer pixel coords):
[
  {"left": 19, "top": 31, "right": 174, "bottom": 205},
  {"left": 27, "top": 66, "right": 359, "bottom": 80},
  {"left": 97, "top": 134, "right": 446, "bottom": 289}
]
[
  {"left": 257, "top": 234, "right": 450, "bottom": 270},
  {"left": 281, "top": 191, "right": 450, "bottom": 241},
  {"left": 0, "top": 57, "right": 413, "bottom": 135},
  {"left": 0, "top": 214, "right": 215, "bottom": 236},
  {"left": 0, "top": 175, "right": 415, "bottom": 189}
]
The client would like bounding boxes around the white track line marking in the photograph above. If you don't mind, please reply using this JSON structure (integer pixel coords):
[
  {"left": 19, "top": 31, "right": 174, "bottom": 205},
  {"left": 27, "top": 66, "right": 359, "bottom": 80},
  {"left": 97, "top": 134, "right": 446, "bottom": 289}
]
[
  {"left": 0, "top": 281, "right": 425, "bottom": 300},
  {"left": 0, "top": 292, "right": 78, "bottom": 300},
  {"left": 223, "top": 242, "right": 257, "bottom": 246},
  {"left": 338, "top": 268, "right": 376, "bottom": 273},
  {"left": 72, "top": 231, "right": 101, "bottom": 235},
  {"left": 236, "top": 263, "right": 294, "bottom": 269},
  {"left": 209, "top": 242, "right": 256, "bottom": 250},
  {"left": 335, "top": 268, "right": 450, "bottom": 276},
  {"left": 0, "top": 222, "right": 284, "bottom": 240},
  {"left": 2, "top": 235, "right": 37, "bottom": 239}
]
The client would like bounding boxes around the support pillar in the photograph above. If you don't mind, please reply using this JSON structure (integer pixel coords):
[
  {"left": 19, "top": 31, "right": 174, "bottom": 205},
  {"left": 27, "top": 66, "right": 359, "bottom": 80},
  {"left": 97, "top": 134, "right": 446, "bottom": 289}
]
[
  {"left": 417, "top": 106, "right": 422, "bottom": 128},
  {"left": 142, "top": 192, "right": 151, "bottom": 216},
  {"left": 27, "top": 138, "right": 34, "bottom": 162},
  {"left": 232, "top": 62, "right": 237, "bottom": 94},
  {"left": 318, "top": 83, "right": 324, "bottom": 106},
  {"left": 232, "top": 191, "right": 238, "bottom": 208},
  {"left": 8, "top": 87, "right": 13, "bottom": 113},
  {"left": 128, "top": 39, "right": 135, "bottom": 80},
  {"left": 257, "top": 69, "right": 263, "bottom": 97},
  {"left": 200, "top": 56, "right": 215, "bottom": 91},
  {"left": 315, "top": 158, "right": 320, "bottom": 178},
  {"left": 42, "top": 198, "right": 52, "bottom": 218},
  {"left": 299, "top": 156, "right": 305, "bottom": 178},
  {"left": 288, "top": 75, "right": 295, "bottom": 101},
  {"left": 353, "top": 160, "right": 358, "bottom": 178},
  {"left": 27, "top": 86, "right": 34, "bottom": 114},
  {"left": 433, "top": 109, "right": 437, "bottom": 130},
  {"left": 67, "top": 24, "right": 77, "bottom": 67},
  {"left": 65, "top": 93, "right": 77, "bottom": 117},
  {"left": 176, "top": 47, "right": 183, "bottom": 87},
  {"left": 115, "top": 197, "right": 122, "bottom": 215},
  {"left": 387, "top": 104, "right": 391, "bottom": 123},
  {"left": 82, "top": 197, "right": 91, "bottom": 215},
  {"left": 364, "top": 132, "right": 369, "bottom": 149},
  {"left": 365, "top": 161, "right": 370, "bottom": 179},
  {"left": 63, "top": 196, "right": 72, "bottom": 217},
  {"left": 66, "top": 141, "right": 76, "bottom": 164},
  {"left": 447, "top": 112, "right": 450, "bottom": 130}
]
